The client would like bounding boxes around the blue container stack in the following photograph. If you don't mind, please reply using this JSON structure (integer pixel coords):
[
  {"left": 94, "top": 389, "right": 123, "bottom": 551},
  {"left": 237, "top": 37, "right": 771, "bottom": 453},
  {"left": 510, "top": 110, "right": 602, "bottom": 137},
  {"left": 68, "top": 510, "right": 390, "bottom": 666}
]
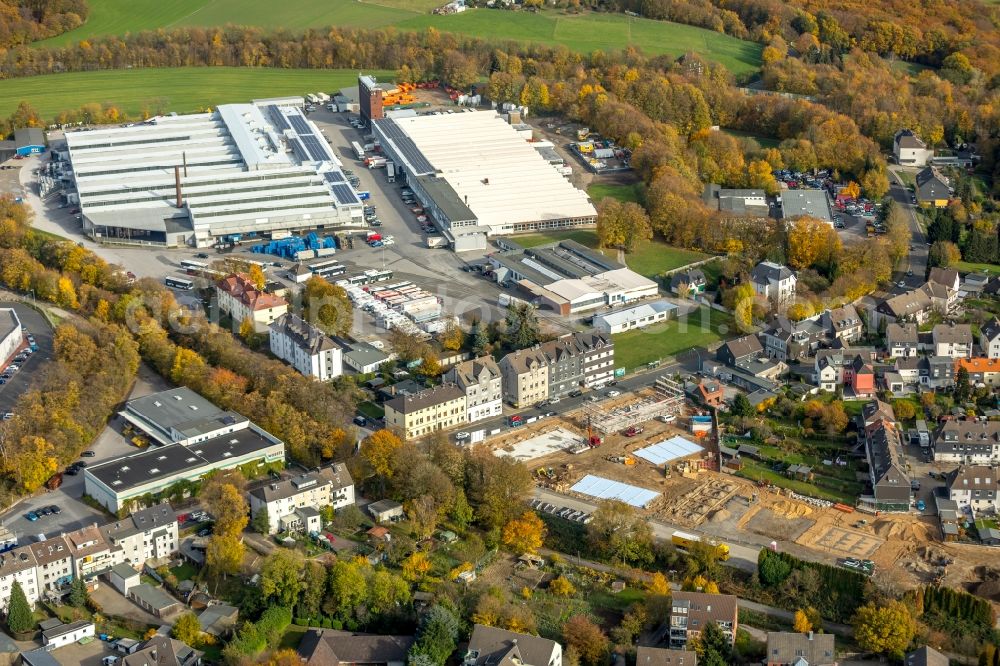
[{"left": 250, "top": 234, "right": 337, "bottom": 259}]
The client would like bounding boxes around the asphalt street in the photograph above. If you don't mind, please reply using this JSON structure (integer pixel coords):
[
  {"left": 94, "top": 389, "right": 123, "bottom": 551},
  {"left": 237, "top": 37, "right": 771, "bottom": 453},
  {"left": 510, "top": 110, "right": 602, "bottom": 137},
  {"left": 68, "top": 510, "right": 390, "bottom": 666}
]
[{"left": 888, "top": 168, "right": 929, "bottom": 287}]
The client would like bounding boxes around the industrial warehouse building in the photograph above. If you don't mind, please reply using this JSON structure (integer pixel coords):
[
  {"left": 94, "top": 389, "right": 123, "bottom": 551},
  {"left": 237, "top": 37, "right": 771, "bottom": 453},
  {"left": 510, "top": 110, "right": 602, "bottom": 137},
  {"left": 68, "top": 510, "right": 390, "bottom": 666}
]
[
  {"left": 780, "top": 189, "right": 833, "bottom": 224},
  {"left": 87, "top": 388, "right": 285, "bottom": 512},
  {"left": 488, "top": 239, "right": 658, "bottom": 315},
  {"left": 58, "top": 99, "right": 363, "bottom": 247},
  {"left": 371, "top": 109, "right": 597, "bottom": 251}
]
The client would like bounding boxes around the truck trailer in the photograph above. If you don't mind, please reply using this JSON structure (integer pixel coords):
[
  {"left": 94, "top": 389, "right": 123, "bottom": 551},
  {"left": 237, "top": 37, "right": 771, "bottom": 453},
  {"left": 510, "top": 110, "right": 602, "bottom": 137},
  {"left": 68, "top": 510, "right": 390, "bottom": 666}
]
[{"left": 671, "top": 530, "right": 730, "bottom": 561}]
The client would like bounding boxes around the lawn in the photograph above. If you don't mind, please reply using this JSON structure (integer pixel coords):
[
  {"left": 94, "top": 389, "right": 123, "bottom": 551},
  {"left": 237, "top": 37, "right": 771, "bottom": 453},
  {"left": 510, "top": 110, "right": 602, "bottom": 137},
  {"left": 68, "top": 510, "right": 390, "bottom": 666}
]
[
  {"left": 169, "top": 562, "right": 199, "bottom": 581},
  {"left": 0, "top": 67, "right": 393, "bottom": 119},
  {"left": 955, "top": 260, "right": 1000, "bottom": 275},
  {"left": 736, "top": 459, "right": 859, "bottom": 505},
  {"left": 510, "top": 229, "right": 708, "bottom": 278},
  {"left": 357, "top": 401, "right": 385, "bottom": 420},
  {"left": 613, "top": 306, "right": 734, "bottom": 370},
  {"left": 38, "top": 4, "right": 762, "bottom": 75},
  {"left": 587, "top": 182, "right": 641, "bottom": 203},
  {"left": 721, "top": 128, "right": 779, "bottom": 148}
]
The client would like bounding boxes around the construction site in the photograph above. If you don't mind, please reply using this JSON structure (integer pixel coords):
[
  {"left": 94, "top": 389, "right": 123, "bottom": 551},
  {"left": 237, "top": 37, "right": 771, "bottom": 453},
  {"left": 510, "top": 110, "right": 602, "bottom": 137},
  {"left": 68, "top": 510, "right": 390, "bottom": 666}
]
[{"left": 484, "top": 378, "right": 1000, "bottom": 594}]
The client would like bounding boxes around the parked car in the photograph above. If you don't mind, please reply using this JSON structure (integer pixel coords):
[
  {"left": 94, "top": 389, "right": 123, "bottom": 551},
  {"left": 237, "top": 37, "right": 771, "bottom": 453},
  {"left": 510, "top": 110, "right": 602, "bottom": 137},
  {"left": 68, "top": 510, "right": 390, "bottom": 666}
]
[
  {"left": 26, "top": 511, "right": 39, "bottom": 521},
  {"left": 82, "top": 450, "right": 96, "bottom": 457},
  {"left": 455, "top": 432, "right": 470, "bottom": 440}
]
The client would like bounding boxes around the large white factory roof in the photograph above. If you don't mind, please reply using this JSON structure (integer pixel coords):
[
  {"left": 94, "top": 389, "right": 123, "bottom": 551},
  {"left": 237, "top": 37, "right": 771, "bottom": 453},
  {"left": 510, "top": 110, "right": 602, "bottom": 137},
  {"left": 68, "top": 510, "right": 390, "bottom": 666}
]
[
  {"left": 65, "top": 102, "right": 360, "bottom": 240},
  {"left": 385, "top": 112, "right": 596, "bottom": 231}
]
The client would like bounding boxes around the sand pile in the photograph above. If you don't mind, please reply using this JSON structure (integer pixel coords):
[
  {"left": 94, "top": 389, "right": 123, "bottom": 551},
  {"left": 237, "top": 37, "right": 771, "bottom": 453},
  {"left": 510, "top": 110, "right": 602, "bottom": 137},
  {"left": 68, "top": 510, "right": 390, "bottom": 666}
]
[
  {"left": 709, "top": 508, "right": 731, "bottom": 523},
  {"left": 874, "top": 519, "right": 931, "bottom": 541},
  {"left": 769, "top": 499, "right": 813, "bottom": 518}
]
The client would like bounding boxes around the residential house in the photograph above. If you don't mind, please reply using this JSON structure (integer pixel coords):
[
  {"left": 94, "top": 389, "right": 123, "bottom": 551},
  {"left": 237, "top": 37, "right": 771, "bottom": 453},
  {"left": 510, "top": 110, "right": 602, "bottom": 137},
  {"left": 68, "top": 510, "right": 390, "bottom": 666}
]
[
  {"left": 822, "top": 304, "right": 864, "bottom": 344},
  {"left": 368, "top": 499, "right": 404, "bottom": 524},
  {"left": 28, "top": 536, "right": 73, "bottom": 597},
  {"left": 0, "top": 544, "right": 39, "bottom": 611},
  {"left": 248, "top": 463, "right": 355, "bottom": 534},
  {"left": 894, "top": 130, "right": 933, "bottom": 166},
  {"left": 384, "top": 383, "right": 467, "bottom": 440},
  {"left": 933, "top": 421, "right": 1000, "bottom": 465},
  {"left": 928, "top": 267, "right": 960, "bottom": 292},
  {"left": 101, "top": 502, "right": 179, "bottom": 568},
  {"left": 872, "top": 288, "right": 933, "bottom": 328},
  {"left": 921, "top": 355, "right": 956, "bottom": 389},
  {"left": 957, "top": 357, "right": 1000, "bottom": 387},
  {"left": 751, "top": 262, "right": 797, "bottom": 306},
  {"left": 890, "top": 356, "right": 922, "bottom": 393},
  {"left": 760, "top": 315, "right": 825, "bottom": 362},
  {"left": 931, "top": 323, "right": 972, "bottom": 358},
  {"left": 298, "top": 629, "right": 415, "bottom": 666},
  {"left": 861, "top": 399, "right": 895, "bottom": 429},
  {"left": 499, "top": 346, "right": 549, "bottom": 407},
  {"left": 886, "top": 323, "right": 919, "bottom": 357},
  {"left": 922, "top": 279, "right": 958, "bottom": 314},
  {"left": 268, "top": 313, "right": 343, "bottom": 381},
  {"left": 668, "top": 591, "right": 738, "bottom": 649},
  {"left": 636, "top": 647, "right": 697, "bottom": 666},
  {"left": 122, "top": 634, "right": 202, "bottom": 666},
  {"left": 945, "top": 466, "right": 1000, "bottom": 514},
  {"left": 812, "top": 349, "right": 877, "bottom": 395},
  {"left": 465, "top": 625, "right": 563, "bottom": 666},
  {"left": 64, "top": 525, "right": 115, "bottom": 583},
  {"left": 198, "top": 604, "right": 239, "bottom": 638},
  {"left": 669, "top": 269, "right": 707, "bottom": 299},
  {"left": 694, "top": 379, "right": 724, "bottom": 408},
  {"left": 866, "top": 421, "right": 911, "bottom": 511},
  {"left": 915, "top": 167, "right": 951, "bottom": 207},
  {"left": 215, "top": 273, "right": 288, "bottom": 334},
  {"left": 766, "top": 632, "right": 836, "bottom": 666},
  {"left": 981, "top": 318, "right": 1000, "bottom": 359},
  {"left": 342, "top": 341, "right": 391, "bottom": 374},
  {"left": 445, "top": 357, "right": 503, "bottom": 423},
  {"left": 717, "top": 336, "right": 763, "bottom": 367},
  {"left": 593, "top": 301, "right": 676, "bottom": 334},
  {"left": 905, "top": 646, "right": 949, "bottom": 666}
]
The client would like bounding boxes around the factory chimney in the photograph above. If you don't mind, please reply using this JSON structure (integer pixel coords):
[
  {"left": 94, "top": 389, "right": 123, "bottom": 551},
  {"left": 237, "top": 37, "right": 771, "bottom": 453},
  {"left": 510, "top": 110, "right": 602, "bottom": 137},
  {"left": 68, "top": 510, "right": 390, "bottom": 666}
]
[
  {"left": 175, "top": 166, "right": 183, "bottom": 207},
  {"left": 183, "top": 151, "right": 188, "bottom": 177}
]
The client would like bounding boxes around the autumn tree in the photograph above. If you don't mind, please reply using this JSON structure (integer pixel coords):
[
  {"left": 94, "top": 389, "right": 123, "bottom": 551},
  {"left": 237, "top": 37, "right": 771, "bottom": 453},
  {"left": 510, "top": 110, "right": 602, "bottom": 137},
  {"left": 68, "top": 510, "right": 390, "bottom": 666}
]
[
  {"left": 787, "top": 216, "right": 841, "bottom": 271},
  {"left": 302, "top": 276, "right": 352, "bottom": 337},
  {"left": 206, "top": 533, "right": 244, "bottom": 577},
  {"left": 793, "top": 609, "right": 813, "bottom": 633},
  {"left": 260, "top": 549, "right": 304, "bottom": 607},
  {"left": 596, "top": 198, "right": 653, "bottom": 252},
  {"left": 200, "top": 476, "right": 248, "bottom": 537},
  {"left": 465, "top": 447, "right": 533, "bottom": 530},
  {"left": 853, "top": 601, "right": 916, "bottom": 658},
  {"left": 172, "top": 612, "right": 202, "bottom": 645},
  {"left": 16, "top": 435, "right": 57, "bottom": 492},
  {"left": 587, "top": 499, "right": 654, "bottom": 565},
  {"left": 402, "top": 551, "right": 432, "bottom": 582},
  {"left": 502, "top": 511, "right": 546, "bottom": 554},
  {"left": 362, "top": 429, "right": 404, "bottom": 480},
  {"left": 439, "top": 322, "right": 465, "bottom": 352},
  {"left": 929, "top": 240, "right": 961, "bottom": 268},
  {"left": 549, "top": 576, "right": 576, "bottom": 597},
  {"left": 248, "top": 264, "right": 266, "bottom": 291},
  {"left": 326, "top": 559, "right": 368, "bottom": 620},
  {"left": 562, "top": 616, "right": 609, "bottom": 666}
]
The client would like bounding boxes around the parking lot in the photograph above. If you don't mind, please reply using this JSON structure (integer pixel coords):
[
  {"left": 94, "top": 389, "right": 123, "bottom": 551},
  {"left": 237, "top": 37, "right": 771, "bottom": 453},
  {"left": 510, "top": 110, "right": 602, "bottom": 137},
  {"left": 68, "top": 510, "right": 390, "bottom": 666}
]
[
  {"left": 0, "top": 299, "right": 54, "bottom": 415},
  {"left": 0, "top": 364, "right": 170, "bottom": 542}
]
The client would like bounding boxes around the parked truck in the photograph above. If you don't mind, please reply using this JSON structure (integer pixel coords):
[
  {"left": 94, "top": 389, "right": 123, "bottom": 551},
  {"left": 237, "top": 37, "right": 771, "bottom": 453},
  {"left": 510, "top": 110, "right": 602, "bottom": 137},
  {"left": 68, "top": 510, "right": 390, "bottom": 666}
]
[
  {"left": 671, "top": 530, "right": 730, "bottom": 561},
  {"left": 426, "top": 236, "right": 448, "bottom": 248},
  {"left": 386, "top": 160, "right": 395, "bottom": 183}
]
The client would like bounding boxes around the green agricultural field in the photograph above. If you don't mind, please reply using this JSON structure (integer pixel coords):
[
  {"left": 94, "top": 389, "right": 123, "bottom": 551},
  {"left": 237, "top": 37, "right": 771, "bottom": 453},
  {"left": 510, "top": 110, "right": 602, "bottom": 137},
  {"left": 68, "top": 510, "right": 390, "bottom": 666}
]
[
  {"left": 587, "top": 182, "right": 641, "bottom": 203},
  {"left": 613, "top": 307, "right": 734, "bottom": 370},
  {"left": 721, "top": 128, "right": 780, "bottom": 148},
  {"left": 39, "top": 3, "right": 762, "bottom": 75},
  {"left": 0, "top": 68, "right": 394, "bottom": 119},
  {"left": 955, "top": 260, "right": 1000, "bottom": 275}
]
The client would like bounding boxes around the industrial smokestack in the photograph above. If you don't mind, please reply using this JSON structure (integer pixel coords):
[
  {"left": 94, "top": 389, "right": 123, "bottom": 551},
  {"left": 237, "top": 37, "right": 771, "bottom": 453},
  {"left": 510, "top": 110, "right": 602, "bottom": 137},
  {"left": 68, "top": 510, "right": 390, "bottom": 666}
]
[
  {"left": 183, "top": 151, "right": 188, "bottom": 177},
  {"left": 175, "top": 166, "right": 183, "bottom": 208}
]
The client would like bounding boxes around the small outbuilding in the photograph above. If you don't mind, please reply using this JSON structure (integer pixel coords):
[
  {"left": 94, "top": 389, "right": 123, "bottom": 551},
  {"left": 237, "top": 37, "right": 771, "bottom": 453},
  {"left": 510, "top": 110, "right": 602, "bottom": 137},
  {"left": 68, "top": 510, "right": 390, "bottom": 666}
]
[
  {"left": 368, "top": 499, "right": 404, "bottom": 523},
  {"left": 127, "top": 583, "right": 183, "bottom": 618},
  {"left": 109, "top": 562, "right": 141, "bottom": 595},
  {"left": 41, "top": 620, "right": 95, "bottom": 649}
]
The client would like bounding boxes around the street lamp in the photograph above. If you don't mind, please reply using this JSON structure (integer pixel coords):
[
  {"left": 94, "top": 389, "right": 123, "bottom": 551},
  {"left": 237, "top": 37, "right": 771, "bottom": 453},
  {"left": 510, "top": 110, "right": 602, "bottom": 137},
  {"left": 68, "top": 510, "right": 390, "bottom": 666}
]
[{"left": 28, "top": 289, "right": 35, "bottom": 303}]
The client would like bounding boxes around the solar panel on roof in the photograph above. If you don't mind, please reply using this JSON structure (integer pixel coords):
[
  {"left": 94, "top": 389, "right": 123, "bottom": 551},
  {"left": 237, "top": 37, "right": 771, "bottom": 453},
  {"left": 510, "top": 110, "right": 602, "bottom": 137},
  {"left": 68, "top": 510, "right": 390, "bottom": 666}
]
[
  {"left": 289, "top": 114, "right": 313, "bottom": 136},
  {"left": 289, "top": 137, "right": 311, "bottom": 162},
  {"left": 267, "top": 106, "right": 290, "bottom": 131},
  {"left": 376, "top": 119, "right": 435, "bottom": 174},
  {"left": 330, "top": 183, "right": 360, "bottom": 206},
  {"left": 324, "top": 171, "right": 346, "bottom": 183},
  {"left": 301, "top": 134, "right": 332, "bottom": 161}
]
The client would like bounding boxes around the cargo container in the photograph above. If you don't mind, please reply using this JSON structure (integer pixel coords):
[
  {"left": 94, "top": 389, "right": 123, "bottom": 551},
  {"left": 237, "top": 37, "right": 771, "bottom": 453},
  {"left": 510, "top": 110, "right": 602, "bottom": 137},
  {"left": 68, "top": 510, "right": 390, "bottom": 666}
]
[
  {"left": 386, "top": 161, "right": 396, "bottom": 183},
  {"left": 671, "top": 530, "right": 730, "bottom": 560}
]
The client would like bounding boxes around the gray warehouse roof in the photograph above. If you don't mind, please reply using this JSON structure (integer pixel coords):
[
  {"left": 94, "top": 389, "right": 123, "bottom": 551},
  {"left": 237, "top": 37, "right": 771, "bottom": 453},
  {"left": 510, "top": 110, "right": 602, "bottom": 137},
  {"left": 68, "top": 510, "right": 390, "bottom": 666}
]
[
  {"left": 416, "top": 175, "right": 477, "bottom": 224},
  {"left": 123, "top": 387, "right": 244, "bottom": 441},
  {"left": 780, "top": 188, "right": 832, "bottom": 222}
]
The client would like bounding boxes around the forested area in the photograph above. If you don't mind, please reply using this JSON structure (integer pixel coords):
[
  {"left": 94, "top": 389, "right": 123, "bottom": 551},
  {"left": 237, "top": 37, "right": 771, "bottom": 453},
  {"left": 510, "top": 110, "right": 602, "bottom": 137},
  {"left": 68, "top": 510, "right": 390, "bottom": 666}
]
[
  {"left": 0, "top": 198, "right": 361, "bottom": 504},
  {"left": 0, "top": 0, "right": 87, "bottom": 47}
]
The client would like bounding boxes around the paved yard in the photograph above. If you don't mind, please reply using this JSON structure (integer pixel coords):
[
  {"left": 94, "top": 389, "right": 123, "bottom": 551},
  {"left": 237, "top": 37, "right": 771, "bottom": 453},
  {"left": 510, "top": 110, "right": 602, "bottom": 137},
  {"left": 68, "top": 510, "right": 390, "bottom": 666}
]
[{"left": 91, "top": 584, "right": 164, "bottom": 627}]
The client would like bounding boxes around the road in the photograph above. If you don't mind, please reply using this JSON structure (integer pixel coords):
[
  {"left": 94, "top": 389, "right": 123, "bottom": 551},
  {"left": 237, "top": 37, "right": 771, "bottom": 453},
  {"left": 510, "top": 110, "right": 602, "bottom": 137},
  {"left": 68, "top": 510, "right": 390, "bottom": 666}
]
[
  {"left": 888, "top": 167, "right": 928, "bottom": 288},
  {"left": 0, "top": 300, "right": 54, "bottom": 415}
]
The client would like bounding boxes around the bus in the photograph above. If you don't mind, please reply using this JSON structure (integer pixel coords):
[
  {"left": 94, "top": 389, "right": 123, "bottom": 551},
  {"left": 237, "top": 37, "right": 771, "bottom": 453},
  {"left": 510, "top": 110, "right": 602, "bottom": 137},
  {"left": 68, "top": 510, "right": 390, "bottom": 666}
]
[
  {"left": 352, "top": 141, "right": 365, "bottom": 161},
  {"left": 165, "top": 276, "right": 195, "bottom": 290},
  {"left": 240, "top": 257, "right": 270, "bottom": 271},
  {"left": 180, "top": 259, "right": 208, "bottom": 272},
  {"left": 347, "top": 269, "right": 393, "bottom": 287},
  {"left": 309, "top": 259, "right": 346, "bottom": 279}
]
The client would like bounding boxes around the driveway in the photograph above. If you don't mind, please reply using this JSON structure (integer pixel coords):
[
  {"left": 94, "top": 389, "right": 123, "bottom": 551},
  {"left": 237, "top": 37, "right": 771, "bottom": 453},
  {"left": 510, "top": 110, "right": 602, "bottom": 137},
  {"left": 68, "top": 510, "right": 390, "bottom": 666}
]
[
  {"left": 888, "top": 167, "right": 928, "bottom": 287},
  {"left": 91, "top": 584, "right": 163, "bottom": 626}
]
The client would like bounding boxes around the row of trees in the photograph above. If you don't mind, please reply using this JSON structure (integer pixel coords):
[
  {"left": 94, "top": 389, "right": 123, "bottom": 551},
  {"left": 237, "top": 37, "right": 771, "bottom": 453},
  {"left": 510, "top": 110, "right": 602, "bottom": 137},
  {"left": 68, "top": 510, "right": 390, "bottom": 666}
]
[{"left": 0, "top": 0, "right": 88, "bottom": 49}]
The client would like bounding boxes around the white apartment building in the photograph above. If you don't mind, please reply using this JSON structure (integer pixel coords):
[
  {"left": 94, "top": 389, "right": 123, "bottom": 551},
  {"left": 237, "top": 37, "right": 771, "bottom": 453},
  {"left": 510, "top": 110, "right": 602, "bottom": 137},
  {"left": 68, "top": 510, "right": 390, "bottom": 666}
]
[
  {"left": 981, "top": 318, "right": 1000, "bottom": 359},
  {"left": 893, "top": 130, "right": 933, "bottom": 166},
  {"left": 750, "top": 262, "right": 796, "bottom": 306},
  {"left": 384, "top": 384, "right": 468, "bottom": 440},
  {"left": 269, "top": 313, "right": 343, "bottom": 381},
  {"left": 946, "top": 466, "right": 1000, "bottom": 514},
  {"left": 28, "top": 537, "right": 74, "bottom": 596},
  {"left": 445, "top": 357, "right": 503, "bottom": 423},
  {"left": 101, "top": 503, "right": 179, "bottom": 567},
  {"left": 0, "top": 545, "right": 42, "bottom": 610},
  {"left": 931, "top": 323, "right": 973, "bottom": 358},
  {"left": 0, "top": 308, "right": 22, "bottom": 366},
  {"left": 248, "top": 464, "right": 354, "bottom": 534},
  {"left": 934, "top": 421, "right": 1000, "bottom": 464}
]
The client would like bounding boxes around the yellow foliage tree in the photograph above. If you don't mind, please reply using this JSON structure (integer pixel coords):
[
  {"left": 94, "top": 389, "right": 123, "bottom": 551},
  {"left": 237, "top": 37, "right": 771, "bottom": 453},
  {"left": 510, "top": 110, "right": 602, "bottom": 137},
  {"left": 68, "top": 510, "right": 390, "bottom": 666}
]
[
  {"left": 361, "top": 429, "right": 403, "bottom": 479},
  {"left": 439, "top": 322, "right": 465, "bottom": 352},
  {"left": 401, "top": 551, "right": 432, "bottom": 582},
  {"left": 238, "top": 316, "right": 255, "bottom": 342},
  {"left": 647, "top": 572, "right": 670, "bottom": 595},
  {"left": 793, "top": 609, "right": 813, "bottom": 633},
  {"left": 549, "top": 576, "right": 576, "bottom": 597},
  {"left": 17, "top": 436, "right": 57, "bottom": 492},
  {"left": 842, "top": 181, "right": 861, "bottom": 200},
  {"left": 57, "top": 276, "right": 78, "bottom": 309},
  {"left": 449, "top": 562, "right": 473, "bottom": 580},
  {"left": 853, "top": 601, "right": 916, "bottom": 657},
  {"left": 787, "top": 216, "right": 837, "bottom": 270},
  {"left": 703, "top": 580, "right": 720, "bottom": 594},
  {"left": 501, "top": 511, "right": 546, "bottom": 554},
  {"left": 206, "top": 533, "right": 244, "bottom": 577},
  {"left": 248, "top": 265, "right": 266, "bottom": 291}
]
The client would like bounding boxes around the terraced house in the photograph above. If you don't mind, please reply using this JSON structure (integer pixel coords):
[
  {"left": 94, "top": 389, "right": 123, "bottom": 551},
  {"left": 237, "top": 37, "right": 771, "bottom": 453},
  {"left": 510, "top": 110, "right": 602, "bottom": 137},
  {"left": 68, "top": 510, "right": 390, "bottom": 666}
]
[
  {"left": 500, "top": 332, "right": 614, "bottom": 407},
  {"left": 934, "top": 421, "right": 1000, "bottom": 465},
  {"left": 384, "top": 383, "right": 467, "bottom": 440},
  {"left": 445, "top": 356, "right": 503, "bottom": 423},
  {"left": 946, "top": 466, "right": 1000, "bottom": 514}
]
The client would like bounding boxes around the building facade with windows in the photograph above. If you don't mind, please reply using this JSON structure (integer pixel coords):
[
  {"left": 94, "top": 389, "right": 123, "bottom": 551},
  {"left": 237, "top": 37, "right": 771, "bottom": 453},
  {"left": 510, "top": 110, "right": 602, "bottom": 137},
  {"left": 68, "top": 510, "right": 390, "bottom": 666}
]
[
  {"left": 269, "top": 313, "right": 343, "bottom": 381},
  {"left": 249, "top": 464, "right": 355, "bottom": 534},
  {"left": 384, "top": 384, "right": 468, "bottom": 440},
  {"left": 668, "top": 592, "right": 738, "bottom": 649},
  {"left": 445, "top": 357, "right": 503, "bottom": 423},
  {"left": 217, "top": 273, "right": 289, "bottom": 334}
]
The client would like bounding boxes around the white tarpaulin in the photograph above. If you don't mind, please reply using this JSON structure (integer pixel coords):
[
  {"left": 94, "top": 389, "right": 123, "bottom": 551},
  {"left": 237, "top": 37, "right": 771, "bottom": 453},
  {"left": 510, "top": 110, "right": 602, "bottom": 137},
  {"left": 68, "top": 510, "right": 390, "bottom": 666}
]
[
  {"left": 570, "top": 474, "right": 660, "bottom": 508},
  {"left": 633, "top": 435, "right": 704, "bottom": 466}
]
